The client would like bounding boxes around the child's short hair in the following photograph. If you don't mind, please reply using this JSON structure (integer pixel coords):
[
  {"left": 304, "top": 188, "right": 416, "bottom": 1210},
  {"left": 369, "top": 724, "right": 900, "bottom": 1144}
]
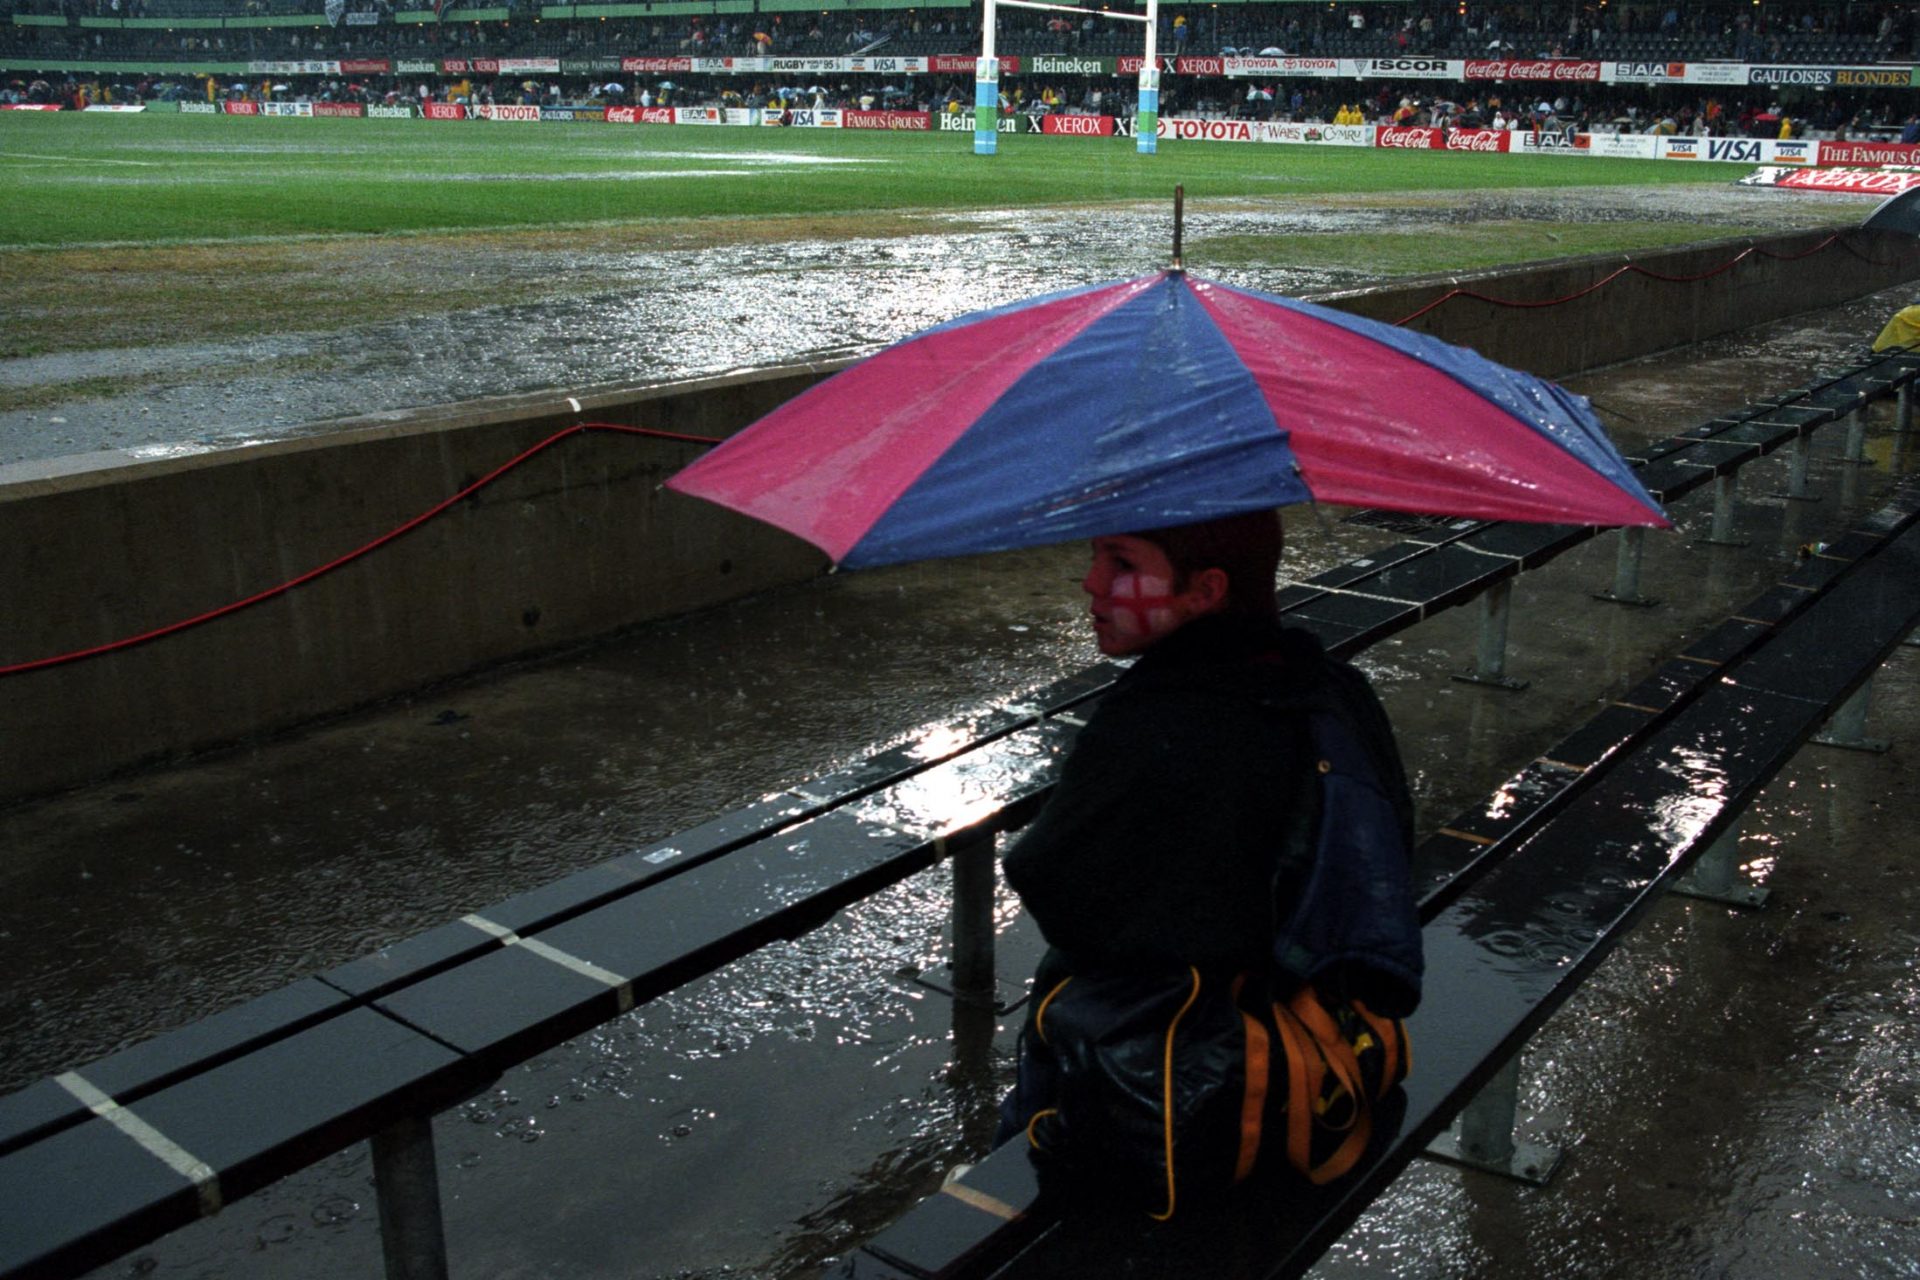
[{"left": 1136, "top": 510, "right": 1283, "bottom": 618}]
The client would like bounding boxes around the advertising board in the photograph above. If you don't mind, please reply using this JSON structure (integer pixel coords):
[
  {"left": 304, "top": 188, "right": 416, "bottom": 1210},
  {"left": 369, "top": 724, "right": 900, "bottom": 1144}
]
[
  {"left": 1817, "top": 140, "right": 1920, "bottom": 167},
  {"left": 1746, "top": 65, "right": 1835, "bottom": 86},
  {"left": 1223, "top": 55, "right": 1341, "bottom": 78},
  {"left": 1609, "top": 61, "right": 1686, "bottom": 83},
  {"left": 1041, "top": 113, "right": 1115, "bottom": 137},
  {"left": 1463, "top": 59, "right": 1602, "bottom": 81},
  {"left": 1511, "top": 128, "right": 1588, "bottom": 154},
  {"left": 842, "top": 110, "right": 931, "bottom": 131},
  {"left": 1773, "top": 167, "right": 1920, "bottom": 195},
  {"left": 1359, "top": 58, "right": 1456, "bottom": 80},
  {"left": 1587, "top": 132, "right": 1659, "bottom": 159},
  {"left": 621, "top": 57, "right": 692, "bottom": 74},
  {"left": 1374, "top": 124, "right": 1443, "bottom": 149}
]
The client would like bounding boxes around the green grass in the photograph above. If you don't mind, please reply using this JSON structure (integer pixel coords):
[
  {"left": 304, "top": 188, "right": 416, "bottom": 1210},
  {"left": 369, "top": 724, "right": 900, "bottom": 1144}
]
[{"left": 0, "top": 112, "right": 1771, "bottom": 248}]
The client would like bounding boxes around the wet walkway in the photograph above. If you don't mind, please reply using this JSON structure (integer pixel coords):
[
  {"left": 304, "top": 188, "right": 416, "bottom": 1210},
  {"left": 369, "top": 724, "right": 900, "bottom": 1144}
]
[{"left": 3, "top": 288, "right": 1917, "bottom": 1279}]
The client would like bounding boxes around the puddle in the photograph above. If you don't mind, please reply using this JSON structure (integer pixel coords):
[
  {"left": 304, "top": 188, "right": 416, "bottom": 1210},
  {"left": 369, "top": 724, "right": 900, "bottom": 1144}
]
[{"left": 0, "top": 185, "right": 1864, "bottom": 468}]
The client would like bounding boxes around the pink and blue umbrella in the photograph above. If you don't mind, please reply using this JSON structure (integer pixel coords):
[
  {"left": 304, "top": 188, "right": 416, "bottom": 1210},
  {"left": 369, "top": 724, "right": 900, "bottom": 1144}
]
[{"left": 666, "top": 271, "right": 1669, "bottom": 569}]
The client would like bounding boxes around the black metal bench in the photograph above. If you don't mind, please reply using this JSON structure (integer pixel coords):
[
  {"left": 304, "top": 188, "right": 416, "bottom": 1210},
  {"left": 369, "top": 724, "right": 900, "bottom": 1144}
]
[
  {"left": 833, "top": 476, "right": 1920, "bottom": 1280},
  {"left": 1, "top": 349, "right": 1916, "bottom": 1280}
]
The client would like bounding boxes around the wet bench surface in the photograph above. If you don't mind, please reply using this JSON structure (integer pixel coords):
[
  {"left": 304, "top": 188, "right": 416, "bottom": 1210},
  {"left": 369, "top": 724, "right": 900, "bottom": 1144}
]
[
  {"left": 837, "top": 482, "right": 1920, "bottom": 1280},
  {"left": 0, "top": 349, "right": 1916, "bottom": 1280}
]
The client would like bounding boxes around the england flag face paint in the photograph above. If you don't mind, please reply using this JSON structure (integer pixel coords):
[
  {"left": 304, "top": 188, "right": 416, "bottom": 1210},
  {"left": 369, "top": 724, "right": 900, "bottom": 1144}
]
[
  {"left": 1101, "top": 571, "right": 1180, "bottom": 642},
  {"left": 1084, "top": 535, "right": 1186, "bottom": 657}
]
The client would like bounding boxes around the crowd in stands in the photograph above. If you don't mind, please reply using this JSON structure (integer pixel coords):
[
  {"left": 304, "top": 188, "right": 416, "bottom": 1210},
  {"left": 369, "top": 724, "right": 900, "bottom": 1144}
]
[
  {"left": 4, "top": 1, "right": 1918, "bottom": 139},
  {"left": 4, "top": 2, "right": 1918, "bottom": 64}
]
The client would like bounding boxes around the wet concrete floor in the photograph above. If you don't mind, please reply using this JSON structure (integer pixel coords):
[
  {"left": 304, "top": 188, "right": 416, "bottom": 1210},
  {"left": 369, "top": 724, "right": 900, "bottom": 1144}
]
[{"left": 3, "top": 291, "right": 1918, "bottom": 1279}]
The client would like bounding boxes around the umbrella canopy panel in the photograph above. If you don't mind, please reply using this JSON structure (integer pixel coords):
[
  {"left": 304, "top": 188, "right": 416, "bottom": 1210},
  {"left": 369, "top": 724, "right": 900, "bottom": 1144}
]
[{"left": 668, "top": 272, "right": 1667, "bottom": 568}]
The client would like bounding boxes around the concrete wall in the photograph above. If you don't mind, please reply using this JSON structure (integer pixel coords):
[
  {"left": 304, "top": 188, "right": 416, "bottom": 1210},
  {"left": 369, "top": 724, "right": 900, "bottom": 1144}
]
[
  {"left": 3, "top": 228, "right": 1916, "bottom": 804},
  {"left": 0, "top": 367, "right": 836, "bottom": 803},
  {"left": 1323, "top": 227, "right": 1920, "bottom": 379}
]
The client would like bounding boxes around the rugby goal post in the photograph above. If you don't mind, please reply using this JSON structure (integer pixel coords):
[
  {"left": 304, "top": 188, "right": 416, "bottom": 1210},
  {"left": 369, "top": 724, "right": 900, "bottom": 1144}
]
[{"left": 975, "top": 0, "right": 1161, "bottom": 155}]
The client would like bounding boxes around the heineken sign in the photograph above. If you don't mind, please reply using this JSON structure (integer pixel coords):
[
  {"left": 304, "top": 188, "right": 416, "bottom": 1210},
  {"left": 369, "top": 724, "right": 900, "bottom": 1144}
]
[{"left": 1027, "top": 55, "right": 1115, "bottom": 76}]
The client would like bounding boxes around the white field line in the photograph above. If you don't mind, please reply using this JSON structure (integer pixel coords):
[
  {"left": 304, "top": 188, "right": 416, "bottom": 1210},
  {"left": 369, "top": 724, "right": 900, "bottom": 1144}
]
[
  {"left": 17, "top": 164, "right": 877, "bottom": 189},
  {"left": 0, "top": 150, "right": 163, "bottom": 166}
]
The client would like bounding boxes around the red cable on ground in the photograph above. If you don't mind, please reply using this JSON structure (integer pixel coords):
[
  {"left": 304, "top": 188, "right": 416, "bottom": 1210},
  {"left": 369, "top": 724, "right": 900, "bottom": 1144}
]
[{"left": 0, "top": 422, "right": 721, "bottom": 679}]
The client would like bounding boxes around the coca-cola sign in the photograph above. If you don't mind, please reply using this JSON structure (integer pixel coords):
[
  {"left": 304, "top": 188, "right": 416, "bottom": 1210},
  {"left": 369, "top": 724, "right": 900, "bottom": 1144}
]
[
  {"left": 1443, "top": 128, "right": 1509, "bottom": 152},
  {"left": 1374, "top": 125, "right": 1441, "bottom": 149},
  {"left": 1042, "top": 113, "right": 1115, "bottom": 137},
  {"left": 621, "top": 57, "right": 691, "bottom": 73},
  {"left": 1465, "top": 58, "right": 1602, "bottom": 81}
]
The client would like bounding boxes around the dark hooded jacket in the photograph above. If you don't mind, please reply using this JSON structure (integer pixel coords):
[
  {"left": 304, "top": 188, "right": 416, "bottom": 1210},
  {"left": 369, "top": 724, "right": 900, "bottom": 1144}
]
[{"left": 1003, "top": 611, "right": 1417, "bottom": 1012}]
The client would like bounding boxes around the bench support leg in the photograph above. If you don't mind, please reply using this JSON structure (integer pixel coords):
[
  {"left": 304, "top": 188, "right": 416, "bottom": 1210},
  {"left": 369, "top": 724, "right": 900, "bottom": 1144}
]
[
  {"left": 372, "top": 1115, "right": 450, "bottom": 1280},
  {"left": 1706, "top": 472, "right": 1748, "bottom": 547},
  {"left": 1843, "top": 407, "right": 1871, "bottom": 466},
  {"left": 919, "top": 830, "right": 1022, "bottom": 1010},
  {"left": 1812, "top": 677, "right": 1890, "bottom": 753},
  {"left": 1897, "top": 385, "right": 1914, "bottom": 434},
  {"left": 1424, "top": 1055, "right": 1562, "bottom": 1185},
  {"left": 1673, "top": 821, "right": 1769, "bottom": 909},
  {"left": 1777, "top": 434, "right": 1819, "bottom": 503},
  {"left": 1592, "top": 526, "right": 1658, "bottom": 607},
  {"left": 1452, "top": 579, "right": 1528, "bottom": 691}
]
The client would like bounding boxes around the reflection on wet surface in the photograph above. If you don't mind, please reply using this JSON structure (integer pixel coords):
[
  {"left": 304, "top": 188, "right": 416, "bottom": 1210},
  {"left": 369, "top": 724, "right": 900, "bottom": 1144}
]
[
  {"left": 0, "top": 185, "right": 1863, "bottom": 467},
  {"left": 2, "top": 288, "right": 1916, "bottom": 1278}
]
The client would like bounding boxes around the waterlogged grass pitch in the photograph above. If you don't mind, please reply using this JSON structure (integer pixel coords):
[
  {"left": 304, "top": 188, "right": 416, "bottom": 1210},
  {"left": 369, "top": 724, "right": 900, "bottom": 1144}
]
[{"left": 0, "top": 111, "right": 1770, "bottom": 248}]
